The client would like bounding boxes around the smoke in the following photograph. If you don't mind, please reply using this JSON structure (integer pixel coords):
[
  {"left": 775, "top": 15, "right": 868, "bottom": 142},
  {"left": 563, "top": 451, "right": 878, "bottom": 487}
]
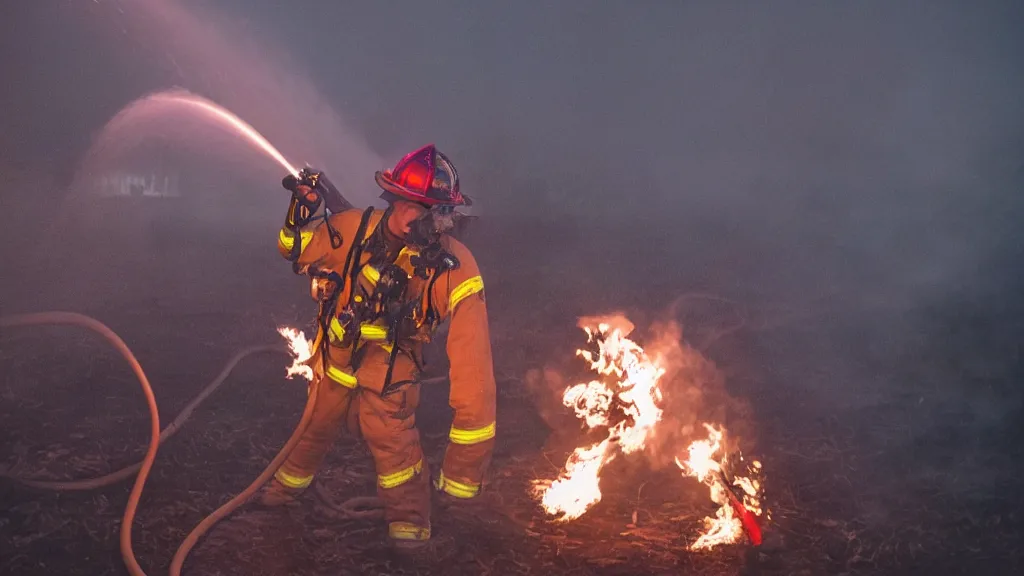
[{"left": 114, "top": 0, "right": 385, "bottom": 208}]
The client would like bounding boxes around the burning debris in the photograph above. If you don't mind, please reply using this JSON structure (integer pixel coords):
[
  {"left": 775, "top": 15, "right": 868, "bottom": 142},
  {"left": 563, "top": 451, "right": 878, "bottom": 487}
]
[
  {"left": 532, "top": 316, "right": 766, "bottom": 550},
  {"left": 531, "top": 318, "right": 665, "bottom": 521},
  {"left": 677, "top": 423, "right": 765, "bottom": 550}
]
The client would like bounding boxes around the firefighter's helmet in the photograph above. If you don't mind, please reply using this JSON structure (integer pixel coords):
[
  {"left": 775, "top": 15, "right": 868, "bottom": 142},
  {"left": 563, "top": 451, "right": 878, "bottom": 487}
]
[{"left": 375, "top": 144, "right": 470, "bottom": 207}]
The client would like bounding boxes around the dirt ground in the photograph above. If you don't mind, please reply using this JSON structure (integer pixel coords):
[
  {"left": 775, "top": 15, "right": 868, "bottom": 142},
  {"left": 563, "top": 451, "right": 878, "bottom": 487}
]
[{"left": 1, "top": 211, "right": 1022, "bottom": 575}]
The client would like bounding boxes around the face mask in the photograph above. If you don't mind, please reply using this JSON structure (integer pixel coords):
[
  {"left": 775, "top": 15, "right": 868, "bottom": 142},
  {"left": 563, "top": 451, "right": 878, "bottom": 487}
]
[{"left": 405, "top": 205, "right": 459, "bottom": 248}]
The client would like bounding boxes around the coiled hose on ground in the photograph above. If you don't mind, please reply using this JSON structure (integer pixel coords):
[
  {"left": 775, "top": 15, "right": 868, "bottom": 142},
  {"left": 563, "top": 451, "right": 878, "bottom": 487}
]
[{"left": 0, "top": 311, "right": 381, "bottom": 576}]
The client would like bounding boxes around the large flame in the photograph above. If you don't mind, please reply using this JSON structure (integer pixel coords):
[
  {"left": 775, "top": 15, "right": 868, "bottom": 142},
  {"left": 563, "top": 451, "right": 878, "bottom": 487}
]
[
  {"left": 277, "top": 326, "right": 314, "bottom": 382},
  {"left": 531, "top": 322, "right": 664, "bottom": 521},
  {"left": 532, "top": 317, "right": 766, "bottom": 550}
]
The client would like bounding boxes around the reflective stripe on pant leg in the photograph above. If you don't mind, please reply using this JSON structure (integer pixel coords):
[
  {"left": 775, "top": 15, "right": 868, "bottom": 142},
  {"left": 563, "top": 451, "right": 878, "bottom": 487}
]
[
  {"left": 274, "top": 468, "right": 314, "bottom": 489},
  {"left": 357, "top": 352, "right": 429, "bottom": 527},
  {"left": 449, "top": 421, "right": 496, "bottom": 445},
  {"left": 389, "top": 521, "right": 431, "bottom": 541},
  {"left": 434, "top": 471, "right": 480, "bottom": 498},
  {"left": 276, "top": 374, "right": 354, "bottom": 492},
  {"left": 378, "top": 458, "right": 423, "bottom": 489}
]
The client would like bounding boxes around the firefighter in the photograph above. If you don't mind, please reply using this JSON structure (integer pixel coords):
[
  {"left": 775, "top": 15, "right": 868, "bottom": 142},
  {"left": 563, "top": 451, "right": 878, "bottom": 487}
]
[{"left": 259, "top": 144, "right": 496, "bottom": 548}]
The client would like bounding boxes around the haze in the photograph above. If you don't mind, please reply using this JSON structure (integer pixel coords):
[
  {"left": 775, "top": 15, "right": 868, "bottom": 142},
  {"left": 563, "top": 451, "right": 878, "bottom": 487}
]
[{"left": 1, "top": 1, "right": 1021, "bottom": 574}]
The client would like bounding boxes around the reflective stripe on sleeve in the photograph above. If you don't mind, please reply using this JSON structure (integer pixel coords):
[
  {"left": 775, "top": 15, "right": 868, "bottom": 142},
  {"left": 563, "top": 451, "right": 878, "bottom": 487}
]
[
  {"left": 449, "top": 421, "right": 496, "bottom": 445},
  {"left": 378, "top": 459, "right": 423, "bottom": 489},
  {"left": 278, "top": 228, "right": 313, "bottom": 254},
  {"left": 435, "top": 471, "right": 480, "bottom": 498},
  {"left": 274, "top": 469, "right": 313, "bottom": 489},
  {"left": 325, "top": 364, "right": 358, "bottom": 389},
  {"left": 449, "top": 275, "right": 484, "bottom": 311}
]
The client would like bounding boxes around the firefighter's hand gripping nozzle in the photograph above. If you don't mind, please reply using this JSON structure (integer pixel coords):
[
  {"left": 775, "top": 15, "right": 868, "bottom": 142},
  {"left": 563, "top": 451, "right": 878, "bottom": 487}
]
[
  {"left": 282, "top": 167, "right": 352, "bottom": 252},
  {"left": 282, "top": 167, "right": 353, "bottom": 224}
]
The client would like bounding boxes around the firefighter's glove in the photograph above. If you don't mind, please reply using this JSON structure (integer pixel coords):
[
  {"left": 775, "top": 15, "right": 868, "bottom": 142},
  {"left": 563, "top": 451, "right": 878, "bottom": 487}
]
[
  {"left": 285, "top": 183, "right": 323, "bottom": 227},
  {"left": 291, "top": 184, "right": 320, "bottom": 204}
]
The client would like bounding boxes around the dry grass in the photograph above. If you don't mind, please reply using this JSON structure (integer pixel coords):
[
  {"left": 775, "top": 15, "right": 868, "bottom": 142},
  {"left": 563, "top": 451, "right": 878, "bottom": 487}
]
[{"left": 2, "top": 228, "right": 1022, "bottom": 575}]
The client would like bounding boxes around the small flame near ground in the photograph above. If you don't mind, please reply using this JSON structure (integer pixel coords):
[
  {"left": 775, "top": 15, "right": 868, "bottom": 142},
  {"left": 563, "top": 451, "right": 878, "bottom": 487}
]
[
  {"left": 277, "top": 326, "right": 314, "bottom": 382},
  {"left": 531, "top": 318, "right": 766, "bottom": 550},
  {"left": 677, "top": 423, "right": 765, "bottom": 550}
]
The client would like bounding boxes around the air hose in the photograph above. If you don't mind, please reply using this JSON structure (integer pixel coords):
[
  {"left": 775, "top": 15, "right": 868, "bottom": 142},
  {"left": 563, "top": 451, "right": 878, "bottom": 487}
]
[{"left": 0, "top": 311, "right": 379, "bottom": 576}]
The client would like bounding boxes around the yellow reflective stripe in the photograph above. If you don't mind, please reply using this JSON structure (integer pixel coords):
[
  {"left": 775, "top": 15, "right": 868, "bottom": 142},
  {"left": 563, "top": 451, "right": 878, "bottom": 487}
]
[
  {"left": 360, "top": 324, "right": 388, "bottom": 340},
  {"left": 449, "top": 275, "right": 484, "bottom": 311},
  {"left": 389, "top": 521, "right": 431, "bottom": 541},
  {"left": 278, "top": 228, "right": 313, "bottom": 254},
  {"left": 362, "top": 266, "right": 380, "bottom": 284},
  {"left": 378, "top": 459, "right": 423, "bottom": 489},
  {"left": 435, "top": 471, "right": 480, "bottom": 498},
  {"left": 380, "top": 342, "right": 393, "bottom": 354},
  {"left": 274, "top": 469, "right": 313, "bottom": 489},
  {"left": 328, "top": 317, "right": 346, "bottom": 342},
  {"left": 325, "top": 364, "right": 358, "bottom": 389},
  {"left": 449, "top": 422, "right": 496, "bottom": 445}
]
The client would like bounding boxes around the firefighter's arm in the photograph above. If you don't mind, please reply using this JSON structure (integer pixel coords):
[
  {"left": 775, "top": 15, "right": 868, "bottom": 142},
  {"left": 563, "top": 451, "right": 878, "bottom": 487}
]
[
  {"left": 276, "top": 187, "right": 345, "bottom": 269},
  {"left": 433, "top": 246, "right": 497, "bottom": 499}
]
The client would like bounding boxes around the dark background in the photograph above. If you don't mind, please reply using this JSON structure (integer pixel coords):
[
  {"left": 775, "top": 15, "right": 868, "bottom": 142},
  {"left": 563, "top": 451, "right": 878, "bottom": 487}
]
[{"left": 1, "top": 1, "right": 1022, "bottom": 574}]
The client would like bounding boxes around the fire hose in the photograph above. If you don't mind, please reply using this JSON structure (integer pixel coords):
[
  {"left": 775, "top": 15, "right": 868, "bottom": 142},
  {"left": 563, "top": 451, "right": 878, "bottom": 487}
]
[{"left": 0, "top": 311, "right": 383, "bottom": 575}]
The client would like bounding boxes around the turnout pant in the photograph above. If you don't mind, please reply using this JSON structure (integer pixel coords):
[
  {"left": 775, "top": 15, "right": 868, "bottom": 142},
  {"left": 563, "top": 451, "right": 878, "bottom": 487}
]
[{"left": 273, "top": 345, "right": 431, "bottom": 540}]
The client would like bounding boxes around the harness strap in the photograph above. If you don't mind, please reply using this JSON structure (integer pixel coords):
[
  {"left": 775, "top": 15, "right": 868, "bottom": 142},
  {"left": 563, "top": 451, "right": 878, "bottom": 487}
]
[{"left": 315, "top": 206, "right": 375, "bottom": 378}]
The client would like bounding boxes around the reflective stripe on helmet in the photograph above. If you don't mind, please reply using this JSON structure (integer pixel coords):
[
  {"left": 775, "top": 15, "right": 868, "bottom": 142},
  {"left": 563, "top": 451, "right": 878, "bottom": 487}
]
[
  {"left": 435, "top": 471, "right": 479, "bottom": 498},
  {"left": 449, "top": 422, "right": 495, "bottom": 445},
  {"left": 449, "top": 275, "right": 484, "bottom": 311},
  {"left": 274, "top": 469, "right": 313, "bottom": 489},
  {"left": 378, "top": 459, "right": 423, "bottom": 489}
]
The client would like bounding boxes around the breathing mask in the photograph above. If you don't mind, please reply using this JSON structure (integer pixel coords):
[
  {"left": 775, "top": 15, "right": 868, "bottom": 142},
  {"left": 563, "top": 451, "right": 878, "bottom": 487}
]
[{"left": 404, "top": 204, "right": 460, "bottom": 249}]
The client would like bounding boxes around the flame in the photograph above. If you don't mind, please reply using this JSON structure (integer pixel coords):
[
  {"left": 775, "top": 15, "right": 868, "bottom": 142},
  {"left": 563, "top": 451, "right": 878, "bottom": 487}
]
[
  {"left": 676, "top": 423, "right": 765, "bottom": 550},
  {"left": 532, "top": 317, "right": 766, "bottom": 550},
  {"left": 532, "top": 322, "right": 665, "bottom": 520},
  {"left": 277, "top": 326, "right": 314, "bottom": 382},
  {"left": 534, "top": 438, "right": 614, "bottom": 521}
]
